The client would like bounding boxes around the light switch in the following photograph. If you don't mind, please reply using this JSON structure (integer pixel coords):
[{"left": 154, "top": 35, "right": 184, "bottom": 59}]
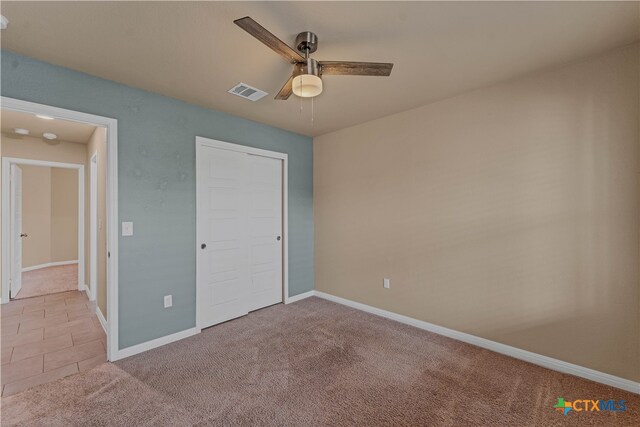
[{"left": 122, "top": 221, "right": 133, "bottom": 236}]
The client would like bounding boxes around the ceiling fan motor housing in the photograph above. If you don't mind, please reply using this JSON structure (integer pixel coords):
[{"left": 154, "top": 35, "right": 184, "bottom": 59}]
[
  {"left": 296, "top": 31, "right": 318, "bottom": 55},
  {"left": 294, "top": 58, "right": 320, "bottom": 78}
]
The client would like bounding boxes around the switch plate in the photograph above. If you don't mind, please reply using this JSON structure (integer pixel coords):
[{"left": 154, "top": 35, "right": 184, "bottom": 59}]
[
  {"left": 121, "top": 221, "right": 133, "bottom": 236},
  {"left": 383, "top": 278, "right": 390, "bottom": 289},
  {"left": 164, "top": 295, "right": 173, "bottom": 308}
]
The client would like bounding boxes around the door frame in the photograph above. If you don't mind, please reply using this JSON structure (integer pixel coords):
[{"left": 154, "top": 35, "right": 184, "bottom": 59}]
[
  {"left": 1, "top": 96, "right": 119, "bottom": 362},
  {"left": 89, "top": 152, "right": 98, "bottom": 302},
  {"left": 3, "top": 157, "right": 85, "bottom": 297},
  {"left": 195, "top": 136, "right": 289, "bottom": 330},
  {"left": 9, "top": 164, "right": 23, "bottom": 298}
]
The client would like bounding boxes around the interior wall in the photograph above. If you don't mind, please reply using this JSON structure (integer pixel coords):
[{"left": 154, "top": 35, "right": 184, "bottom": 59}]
[
  {"left": 314, "top": 44, "right": 639, "bottom": 382},
  {"left": 1, "top": 134, "right": 87, "bottom": 164},
  {"left": 50, "top": 168, "right": 79, "bottom": 263},
  {"left": 14, "top": 165, "right": 79, "bottom": 270},
  {"left": 84, "top": 127, "right": 108, "bottom": 318},
  {"left": 1, "top": 50, "right": 314, "bottom": 349},
  {"left": 21, "top": 165, "right": 52, "bottom": 268}
]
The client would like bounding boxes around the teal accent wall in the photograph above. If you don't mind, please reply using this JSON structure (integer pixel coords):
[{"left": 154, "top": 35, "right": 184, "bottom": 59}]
[{"left": 1, "top": 50, "right": 314, "bottom": 349}]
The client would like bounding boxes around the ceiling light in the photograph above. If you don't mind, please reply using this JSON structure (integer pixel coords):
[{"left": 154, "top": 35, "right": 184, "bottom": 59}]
[
  {"left": 14, "top": 128, "right": 29, "bottom": 135},
  {"left": 292, "top": 58, "right": 323, "bottom": 98},
  {"left": 36, "top": 114, "right": 54, "bottom": 120},
  {"left": 0, "top": 15, "right": 8, "bottom": 30},
  {"left": 43, "top": 133, "right": 57, "bottom": 140}
]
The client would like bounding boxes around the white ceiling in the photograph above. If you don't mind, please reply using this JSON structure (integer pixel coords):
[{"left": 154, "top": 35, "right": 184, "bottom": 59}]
[
  {"left": 1, "top": 1, "right": 638, "bottom": 137},
  {"left": 1, "top": 109, "right": 97, "bottom": 144}
]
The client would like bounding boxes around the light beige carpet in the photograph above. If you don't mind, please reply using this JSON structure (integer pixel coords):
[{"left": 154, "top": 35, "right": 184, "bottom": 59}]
[{"left": 1, "top": 297, "right": 638, "bottom": 426}]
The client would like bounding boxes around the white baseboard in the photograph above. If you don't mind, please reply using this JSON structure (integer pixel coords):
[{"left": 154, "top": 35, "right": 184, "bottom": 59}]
[
  {"left": 285, "top": 290, "right": 315, "bottom": 304},
  {"left": 22, "top": 260, "right": 78, "bottom": 273},
  {"left": 313, "top": 291, "right": 640, "bottom": 394},
  {"left": 114, "top": 327, "right": 200, "bottom": 361},
  {"left": 86, "top": 283, "right": 97, "bottom": 301},
  {"left": 96, "top": 307, "right": 108, "bottom": 335},
  {"left": 84, "top": 284, "right": 93, "bottom": 300}
]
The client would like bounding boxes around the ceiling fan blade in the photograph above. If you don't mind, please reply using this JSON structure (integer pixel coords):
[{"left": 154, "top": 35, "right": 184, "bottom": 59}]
[
  {"left": 320, "top": 61, "right": 393, "bottom": 76},
  {"left": 275, "top": 75, "right": 294, "bottom": 100},
  {"left": 234, "top": 17, "right": 304, "bottom": 64}
]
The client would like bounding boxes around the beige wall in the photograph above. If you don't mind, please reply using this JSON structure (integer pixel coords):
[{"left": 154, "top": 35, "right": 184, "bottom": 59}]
[
  {"left": 1, "top": 134, "right": 87, "bottom": 165},
  {"left": 21, "top": 166, "right": 52, "bottom": 268},
  {"left": 314, "top": 44, "right": 640, "bottom": 382},
  {"left": 51, "top": 168, "right": 79, "bottom": 263},
  {"left": 17, "top": 166, "right": 79, "bottom": 268},
  {"left": 84, "top": 127, "right": 108, "bottom": 318}
]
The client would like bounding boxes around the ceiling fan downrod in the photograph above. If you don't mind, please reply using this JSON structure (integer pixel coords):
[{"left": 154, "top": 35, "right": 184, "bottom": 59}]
[{"left": 295, "top": 31, "right": 318, "bottom": 57}]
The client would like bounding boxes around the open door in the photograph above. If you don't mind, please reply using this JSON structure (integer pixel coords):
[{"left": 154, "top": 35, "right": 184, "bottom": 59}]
[
  {"left": 90, "top": 154, "right": 98, "bottom": 301},
  {"left": 10, "top": 164, "right": 23, "bottom": 298}
]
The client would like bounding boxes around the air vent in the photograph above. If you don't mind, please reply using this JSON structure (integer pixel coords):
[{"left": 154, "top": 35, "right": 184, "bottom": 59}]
[{"left": 227, "top": 82, "right": 268, "bottom": 101}]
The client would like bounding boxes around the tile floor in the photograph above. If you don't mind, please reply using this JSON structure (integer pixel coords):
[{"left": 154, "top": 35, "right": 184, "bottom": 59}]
[
  {"left": 1, "top": 290, "right": 106, "bottom": 397},
  {"left": 14, "top": 264, "right": 79, "bottom": 300}
]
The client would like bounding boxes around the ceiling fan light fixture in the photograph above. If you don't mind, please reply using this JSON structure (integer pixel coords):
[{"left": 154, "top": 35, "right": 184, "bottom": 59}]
[
  {"left": 292, "top": 58, "right": 323, "bottom": 98},
  {"left": 292, "top": 74, "right": 323, "bottom": 98}
]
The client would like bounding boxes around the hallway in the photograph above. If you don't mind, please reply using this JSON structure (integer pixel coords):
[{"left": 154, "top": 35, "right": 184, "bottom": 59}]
[{"left": 14, "top": 264, "right": 78, "bottom": 300}]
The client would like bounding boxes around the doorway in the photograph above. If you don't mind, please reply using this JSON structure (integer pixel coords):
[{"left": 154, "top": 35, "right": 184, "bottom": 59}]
[
  {"left": 1, "top": 97, "right": 119, "bottom": 363},
  {"left": 196, "top": 137, "right": 288, "bottom": 330},
  {"left": 6, "top": 160, "right": 84, "bottom": 300}
]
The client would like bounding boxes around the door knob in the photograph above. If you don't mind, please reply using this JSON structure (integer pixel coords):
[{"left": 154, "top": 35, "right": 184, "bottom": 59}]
[
  {"left": 20, "top": 233, "right": 28, "bottom": 238},
  {"left": 276, "top": 236, "right": 281, "bottom": 241},
  {"left": 201, "top": 243, "right": 207, "bottom": 249}
]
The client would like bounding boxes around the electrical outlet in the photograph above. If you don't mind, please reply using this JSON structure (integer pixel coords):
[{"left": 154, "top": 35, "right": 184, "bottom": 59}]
[
  {"left": 383, "top": 278, "right": 391, "bottom": 289},
  {"left": 164, "top": 295, "right": 173, "bottom": 308}
]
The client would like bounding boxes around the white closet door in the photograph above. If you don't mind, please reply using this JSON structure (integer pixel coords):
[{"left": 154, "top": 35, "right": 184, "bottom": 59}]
[
  {"left": 10, "top": 165, "right": 23, "bottom": 298},
  {"left": 246, "top": 154, "right": 283, "bottom": 311},
  {"left": 198, "top": 146, "right": 250, "bottom": 328},
  {"left": 197, "top": 143, "right": 284, "bottom": 329}
]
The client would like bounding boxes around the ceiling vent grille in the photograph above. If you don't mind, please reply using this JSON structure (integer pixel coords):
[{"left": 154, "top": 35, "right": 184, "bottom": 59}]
[{"left": 227, "top": 82, "right": 268, "bottom": 101}]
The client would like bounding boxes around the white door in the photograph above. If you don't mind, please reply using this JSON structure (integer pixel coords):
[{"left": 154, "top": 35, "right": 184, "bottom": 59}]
[
  {"left": 197, "top": 143, "right": 283, "bottom": 329},
  {"left": 90, "top": 154, "right": 98, "bottom": 301},
  {"left": 198, "top": 146, "right": 250, "bottom": 328},
  {"left": 246, "top": 154, "right": 283, "bottom": 311},
  {"left": 10, "top": 165, "right": 23, "bottom": 298}
]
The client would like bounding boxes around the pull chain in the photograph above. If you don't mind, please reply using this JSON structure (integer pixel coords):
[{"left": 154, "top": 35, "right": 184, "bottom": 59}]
[
  {"left": 311, "top": 96, "right": 314, "bottom": 126},
  {"left": 299, "top": 75, "right": 303, "bottom": 114}
]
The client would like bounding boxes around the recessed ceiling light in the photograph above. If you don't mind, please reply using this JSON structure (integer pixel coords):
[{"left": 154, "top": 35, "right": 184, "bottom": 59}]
[
  {"left": 14, "top": 128, "right": 29, "bottom": 135},
  {"left": 43, "top": 132, "right": 57, "bottom": 140},
  {"left": 36, "top": 114, "right": 54, "bottom": 120}
]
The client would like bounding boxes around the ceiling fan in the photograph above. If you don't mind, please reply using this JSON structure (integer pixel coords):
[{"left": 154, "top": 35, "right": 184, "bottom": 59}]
[{"left": 234, "top": 17, "right": 394, "bottom": 100}]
